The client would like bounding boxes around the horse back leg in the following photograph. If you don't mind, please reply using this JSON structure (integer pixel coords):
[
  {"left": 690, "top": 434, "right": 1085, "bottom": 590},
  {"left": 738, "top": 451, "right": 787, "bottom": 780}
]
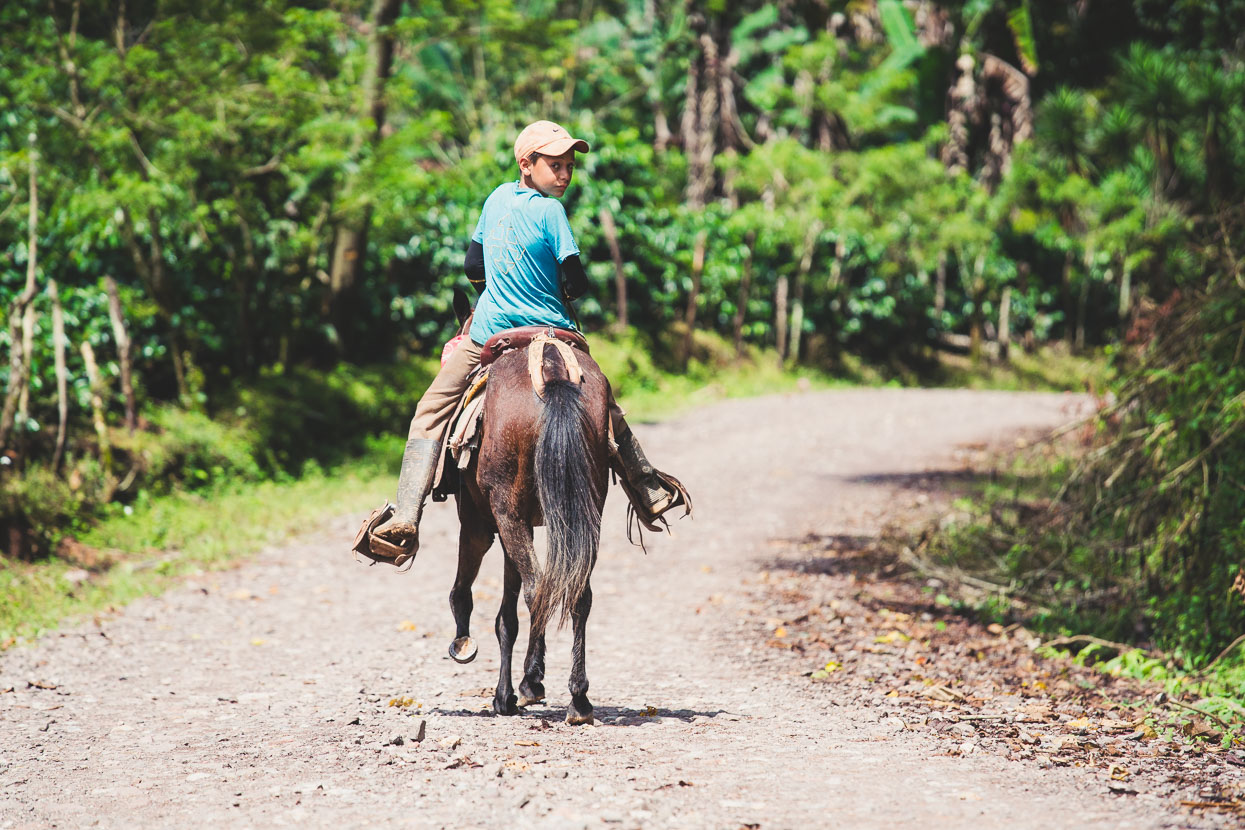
[
  {"left": 517, "top": 628, "right": 547, "bottom": 707},
  {"left": 447, "top": 510, "right": 493, "bottom": 665},
  {"left": 566, "top": 581, "right": 594, "bottom": 725}
]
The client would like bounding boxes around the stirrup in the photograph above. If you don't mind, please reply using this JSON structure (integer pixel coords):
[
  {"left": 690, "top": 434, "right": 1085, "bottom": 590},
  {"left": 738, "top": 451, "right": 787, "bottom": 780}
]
[
  {"left": 619, "top": 468, "right": 693, "bottom": 537},
  {"left": 351, "top": 503, "right": 418, "bottom": 571}
]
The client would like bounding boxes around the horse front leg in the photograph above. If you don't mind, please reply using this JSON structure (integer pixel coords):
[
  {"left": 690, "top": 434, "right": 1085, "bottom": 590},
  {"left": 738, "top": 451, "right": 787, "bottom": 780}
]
[
  {"left": 566, "top": 581, "right": 594, "bottom": 725},
  {"left": 448, "top": 521, "right": 492, "bottom": 664},
  {"left": 492, "top": 554, "right": 521, "bottom": 715}
]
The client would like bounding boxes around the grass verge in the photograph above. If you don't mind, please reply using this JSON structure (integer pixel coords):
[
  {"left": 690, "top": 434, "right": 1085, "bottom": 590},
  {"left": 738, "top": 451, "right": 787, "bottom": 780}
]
[
  {"left": 0, "top": 435, "right": 403, "bottom": 646},
  {"left": 896, "top": 440, "right": 1245, "bottom": 738}
]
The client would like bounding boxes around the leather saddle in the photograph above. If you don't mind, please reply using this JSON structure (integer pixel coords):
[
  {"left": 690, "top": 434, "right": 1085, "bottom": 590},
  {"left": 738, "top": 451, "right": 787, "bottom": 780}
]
[
  {"left": 479, "top": 325, "right": 589, "bottom": 367},
  {"left": 431, "top": 325, "right": 588, "bottom": 503}
]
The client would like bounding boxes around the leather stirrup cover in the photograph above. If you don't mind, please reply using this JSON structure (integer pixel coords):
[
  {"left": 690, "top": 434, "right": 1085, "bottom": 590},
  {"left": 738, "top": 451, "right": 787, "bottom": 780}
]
[{"left": 351, "top": 503, "right": 416, "bottom": 570}]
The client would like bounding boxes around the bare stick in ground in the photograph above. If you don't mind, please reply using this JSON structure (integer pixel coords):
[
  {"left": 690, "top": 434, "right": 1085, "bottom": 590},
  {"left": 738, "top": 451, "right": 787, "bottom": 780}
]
[
  {"left": 50, "top": 279, "right": 68, "bottom": 472},
  {"left": 0, "top": 132, "right": 40, "bottom": 451},
  {"left": 599, "top": 207, "right": 627, "bottom": 333},
  {"left": 104, "top": 275, "right": 137, "bottom": 432}
]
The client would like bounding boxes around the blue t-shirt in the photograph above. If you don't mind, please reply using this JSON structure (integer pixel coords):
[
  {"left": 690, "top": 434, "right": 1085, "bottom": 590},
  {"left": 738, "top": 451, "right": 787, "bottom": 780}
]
[{"left": 468, "top": 182, "right": 580, "bottom": 344}]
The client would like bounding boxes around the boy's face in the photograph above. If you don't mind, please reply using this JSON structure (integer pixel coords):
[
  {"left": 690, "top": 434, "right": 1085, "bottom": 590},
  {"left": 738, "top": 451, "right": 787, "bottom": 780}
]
[{"left": 520, "top": 150, "right": 576, "bottom": 198}]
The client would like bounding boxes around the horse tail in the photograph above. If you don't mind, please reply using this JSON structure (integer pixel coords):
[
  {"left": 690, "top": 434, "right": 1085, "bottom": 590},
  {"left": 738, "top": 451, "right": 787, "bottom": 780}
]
[{"left": 531, "top": 361, "right": 601, "bottom": 632}]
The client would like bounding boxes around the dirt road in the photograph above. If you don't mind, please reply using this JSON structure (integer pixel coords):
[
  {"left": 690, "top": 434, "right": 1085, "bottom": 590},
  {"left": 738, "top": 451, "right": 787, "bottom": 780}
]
[{"left": 0, "top": 388, "right": 1227, "bottom": 828}]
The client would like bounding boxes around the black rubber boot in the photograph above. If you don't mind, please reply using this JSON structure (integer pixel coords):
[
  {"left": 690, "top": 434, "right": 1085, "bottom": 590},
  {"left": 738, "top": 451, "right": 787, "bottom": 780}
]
[
  {"left": 614, "top": 428, "right": 690, "bottom": 530},
  {"left": 373, "top": 438, "right": 441, "bottom": 553}
]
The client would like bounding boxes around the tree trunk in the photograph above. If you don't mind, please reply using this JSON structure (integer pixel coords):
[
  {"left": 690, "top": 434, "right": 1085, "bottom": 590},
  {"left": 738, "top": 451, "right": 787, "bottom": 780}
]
[
  {"left": 598, "top": 207, "right": 628, "bottom": 332},
  {"left": 1076, "top": 258, "right": 1090, "bottom": 352},
  {"left": 80, "top": 341, "right": 111, "bottom": 474},
  {"left": 327, "top": 0, "right": 403, "bottom": 358},
  {"left": 942, "top": 54, "right": 977, "bottom": 173},
  {"left": 998, "top": 285, "right": 1012, "bottom": 363},
  {"left": 50, "top": 280, "right": 69, "bottom": 473},
  {"left": 683, "top": 17, "right": 719, "bottom": 209},
  {"left": 789, "top": 221, "right": 822, "bottom": 365},
  {"left": 1062, "top": 250, "right": 1075, "bottom": 347},
  {"left": 934, "top": 250, "right": 947, "bottom": 319},
  {"left": 774, "top": 275, "right": 789, "bottom": 368},
  {"left": 678, "top": 16, "right": 719, "bottom": 370},
  {"left": 1118, "top": 265, "right": 1132, "bottom": 324},
  {"left": 680, "top": 231, "right": 707, "bottom": 370},
  {"left": 646, "top": 0, "right": 673, "bottom": 153},
  {"left": 17, "top": 303, "right": 35, "bottom": 426},
  {"left": 732, "top": 231, "right": 755, "bottom": 356},
  {"left": 0, "top": 136, "right": 40, "bottom": 452},
  {"left": 968, "top": 252, "right": 986, "bottom": 364},
  {"left": 104, "top": 276, "right": 137, "bottom": 432}
]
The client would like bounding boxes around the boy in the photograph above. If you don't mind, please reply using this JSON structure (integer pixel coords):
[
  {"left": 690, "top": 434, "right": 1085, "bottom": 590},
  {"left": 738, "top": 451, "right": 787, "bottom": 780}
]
[{"left": 372, "top": 120, "right": 688, "bottom": 560}]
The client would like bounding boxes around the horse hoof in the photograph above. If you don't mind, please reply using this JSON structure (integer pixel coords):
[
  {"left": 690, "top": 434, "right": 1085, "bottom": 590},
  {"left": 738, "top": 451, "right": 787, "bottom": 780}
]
[
  {"left": 448, "top": 636, "right": 477, "bottom": 663},
  {"left": 517, "top": 694, "right": 544, "bottom": 708},
  {"left": 565, "top": 710, "right": 594, "bottom": 726}
]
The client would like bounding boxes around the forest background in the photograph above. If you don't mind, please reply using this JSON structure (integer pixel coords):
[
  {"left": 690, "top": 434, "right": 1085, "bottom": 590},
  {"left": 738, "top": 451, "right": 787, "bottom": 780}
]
[{"left": 1, "top": 0, "right": 1243, "bottom": 671}]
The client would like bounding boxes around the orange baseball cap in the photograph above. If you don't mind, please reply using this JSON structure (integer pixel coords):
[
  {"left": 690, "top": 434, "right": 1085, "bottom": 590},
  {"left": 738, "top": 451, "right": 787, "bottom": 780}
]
[{"left": 514, "top": 120, "right": 590, "bottom": 163}]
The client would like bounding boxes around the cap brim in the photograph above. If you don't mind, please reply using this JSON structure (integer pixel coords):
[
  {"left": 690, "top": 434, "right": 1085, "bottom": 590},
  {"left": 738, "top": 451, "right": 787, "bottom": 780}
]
[{"left": 535, "top": 136, "right": 590, "bottom": 156}]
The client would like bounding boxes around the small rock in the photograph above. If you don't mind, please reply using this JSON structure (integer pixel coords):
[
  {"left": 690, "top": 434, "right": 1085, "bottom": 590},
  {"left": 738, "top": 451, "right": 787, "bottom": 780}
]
[
  {"left": 387, "top": 733, "right": 404, "bottom": 746},
  {"left": 949, "top": 722, "right": 976, "bottom": 739},
  {"left": 438, "top": 735, "right": 462, "bottom": 750},
  {"left": 482, "top": 762, "right": 503, "bottom": 778},
  {"left": 63, "top": 569, "right": 90, "bottom": 585},
  {"left": 411, "top": 719, "right": 427, "bottom": 743},
  {"left": 958, "top": 741, "right": 977, "bottom": 756}
]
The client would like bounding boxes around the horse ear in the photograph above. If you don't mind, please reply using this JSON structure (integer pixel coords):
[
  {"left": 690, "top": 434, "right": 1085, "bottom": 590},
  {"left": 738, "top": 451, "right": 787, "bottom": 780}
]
[{"left": 453, "top": 288, "right": 472, "bottom": 326}]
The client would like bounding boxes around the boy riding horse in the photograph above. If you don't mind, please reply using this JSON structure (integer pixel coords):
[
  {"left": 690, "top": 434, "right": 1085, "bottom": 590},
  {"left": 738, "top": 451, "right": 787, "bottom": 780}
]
[{"left": 370, "top": 120, "right": 689, "bottom": 562}]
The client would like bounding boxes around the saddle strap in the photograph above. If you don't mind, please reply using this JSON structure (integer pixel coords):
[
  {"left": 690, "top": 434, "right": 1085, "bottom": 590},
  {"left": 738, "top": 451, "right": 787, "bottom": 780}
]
[{"left": 527, "top": 333, "right": 583, "bottom": 399}]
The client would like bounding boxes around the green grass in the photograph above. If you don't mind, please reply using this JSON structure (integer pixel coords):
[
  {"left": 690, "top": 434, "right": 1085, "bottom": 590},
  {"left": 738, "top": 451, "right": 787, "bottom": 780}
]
[
  {"left": 0, "top": 436, "right": 403, "bottom": 646},
  {"left": 1036, "top": 642, "right": 1245, "bottom": 747},
  {"left": 930, "top": 343, "right": 1115, "bottom": 393}
]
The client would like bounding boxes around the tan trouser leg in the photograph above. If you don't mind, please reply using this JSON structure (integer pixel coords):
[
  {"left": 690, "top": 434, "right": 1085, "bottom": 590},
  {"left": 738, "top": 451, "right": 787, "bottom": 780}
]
[
  {"left": 408, "top": 338, "right": 483, "bottom": 442},
  {"left": 608, "top": 396, "right": 627, "bottom": 444}
]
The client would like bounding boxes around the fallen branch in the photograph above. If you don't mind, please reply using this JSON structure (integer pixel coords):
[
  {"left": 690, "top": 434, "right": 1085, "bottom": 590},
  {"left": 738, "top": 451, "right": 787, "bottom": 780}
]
[
  {"left": 1164, "top": 696, "right": 1239, "bottom": 735},
  {"left": 1041, "top": 634, "right": 1151, "bottom": 656},
  {"left": 897, "top": 546, "right": 1055, "bottom": 615},
  {"left": 1195, "top": 633, "right": 1245, "bottom": 677}
]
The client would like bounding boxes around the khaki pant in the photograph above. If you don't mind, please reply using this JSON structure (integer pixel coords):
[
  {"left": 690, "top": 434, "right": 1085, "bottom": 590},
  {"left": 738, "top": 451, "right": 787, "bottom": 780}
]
[{"left": 408, "top": 338, "right": 627, "bottom": 444}]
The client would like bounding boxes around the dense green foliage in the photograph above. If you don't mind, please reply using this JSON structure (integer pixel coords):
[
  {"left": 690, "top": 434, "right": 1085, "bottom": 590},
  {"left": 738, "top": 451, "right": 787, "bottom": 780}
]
[
  {"left": 1, "top": 1, "right": 1243, "bottom": 658},
  {"left": 927, "top": 258, "right": 1244, "bottom": 663}
]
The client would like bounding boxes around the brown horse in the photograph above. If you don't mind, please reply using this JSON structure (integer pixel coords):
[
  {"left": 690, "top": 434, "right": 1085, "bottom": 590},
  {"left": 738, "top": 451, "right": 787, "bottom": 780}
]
[{"left": 445, "top": 333, "right": 610, "bottom": 725}]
